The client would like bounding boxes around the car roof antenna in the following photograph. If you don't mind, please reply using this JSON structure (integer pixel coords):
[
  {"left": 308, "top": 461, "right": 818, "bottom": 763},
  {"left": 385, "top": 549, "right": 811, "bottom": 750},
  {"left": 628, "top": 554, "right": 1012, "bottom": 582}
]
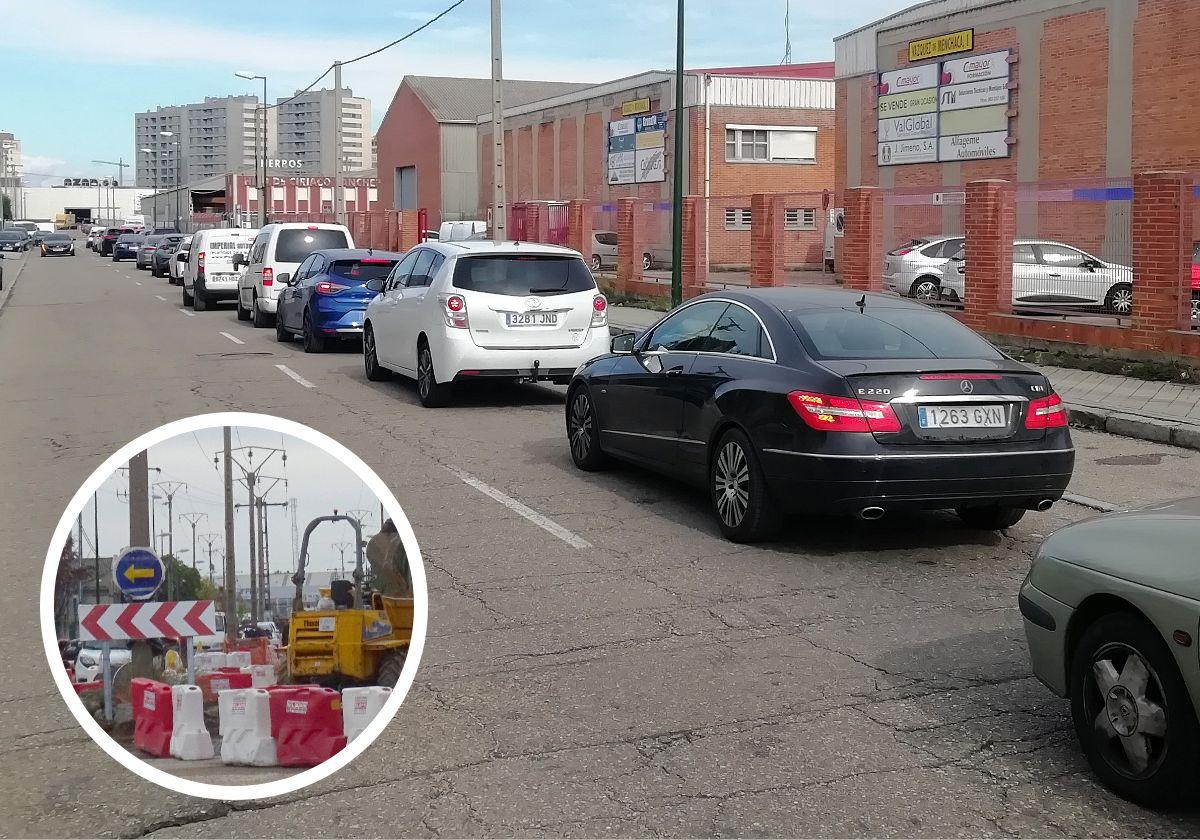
[{"left": 856, "top": 294, "right": 867, "bottom": 313}]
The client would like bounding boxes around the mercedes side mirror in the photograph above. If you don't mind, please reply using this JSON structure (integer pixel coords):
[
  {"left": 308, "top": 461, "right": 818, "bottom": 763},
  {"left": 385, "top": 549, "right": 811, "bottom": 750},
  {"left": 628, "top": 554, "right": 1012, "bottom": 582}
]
[{"left": 610, "top": 331, "right": 637, "bottom": 354}]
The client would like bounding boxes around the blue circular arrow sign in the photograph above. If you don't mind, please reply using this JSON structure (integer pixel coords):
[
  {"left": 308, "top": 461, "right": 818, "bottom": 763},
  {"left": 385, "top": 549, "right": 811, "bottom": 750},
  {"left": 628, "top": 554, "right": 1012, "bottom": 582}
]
[{"left": 112, "top": 547, "right": 164, "bottom": 601}]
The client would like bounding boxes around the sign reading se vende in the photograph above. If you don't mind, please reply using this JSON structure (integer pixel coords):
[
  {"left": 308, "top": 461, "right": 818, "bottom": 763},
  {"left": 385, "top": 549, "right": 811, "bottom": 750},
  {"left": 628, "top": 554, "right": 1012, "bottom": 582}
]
[{"left": 909, "top": 28, "right": 974, "bottom": 62}]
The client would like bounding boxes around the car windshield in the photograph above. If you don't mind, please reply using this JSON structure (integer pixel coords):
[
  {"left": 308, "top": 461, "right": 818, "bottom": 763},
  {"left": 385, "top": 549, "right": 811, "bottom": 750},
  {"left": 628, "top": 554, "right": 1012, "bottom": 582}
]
[
  {"left": 329, "top": 259, "right": 398, "bottom": 283},
  {"left": 276, "top": 228, "right": 349, "bottom": 263},
  {"left": 0, "top": 233, "right": 22, "bottom": 241},
  {"left": 789, "top": 306, "right": 1003, "bottom": 361},
  {"left": 452, "top": 255, "right": 596, "bottom": 296},
  {"left": 44, "top": 233, "right": 71, "bottom": 242}
]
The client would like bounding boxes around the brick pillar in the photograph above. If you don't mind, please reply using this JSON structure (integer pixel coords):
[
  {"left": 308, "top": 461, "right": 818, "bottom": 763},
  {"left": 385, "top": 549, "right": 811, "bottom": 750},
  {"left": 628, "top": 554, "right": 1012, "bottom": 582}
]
[
  {"left": 383, "top": 210, "right": 398, "bottom": 251},
  {"left": 1131, "top": 171, "right": 1193, "bottom": 341},
  {"left": 567, "top": 200, "right": 592, "bottom": 261},
  {"left": 750, "top": 193, "right": 785, "bottom": 287},
  {"left": 962, "top": 179, "right": 1015, "bottom": 331},
  {"left": 523, "top": 203, "right": 544, "bottom": 243},
  {"left": 616, "top": 197, "right": 645, "bottom": 294},
  {"left": 398, "top": 210, "right": 420, "bottom": 251},
  {"left": 841, "top": 187, "right": 884, "bottom": 293},
  {"left": 369, "top": 212, "right": 385, "bottom": 249},
  {"left": 681, "top": 196, "right": 707, "bottom": 298}
]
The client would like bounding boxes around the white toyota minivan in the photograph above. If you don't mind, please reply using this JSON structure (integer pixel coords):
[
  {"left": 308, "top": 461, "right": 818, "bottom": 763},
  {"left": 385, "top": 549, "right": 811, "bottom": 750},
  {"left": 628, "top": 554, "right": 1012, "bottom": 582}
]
[
  {"left": 236, "top": 222, "right": 354, "bottom": 327},
  {"left": 181, "top": 227, "right": 259, "bottom": 310}
]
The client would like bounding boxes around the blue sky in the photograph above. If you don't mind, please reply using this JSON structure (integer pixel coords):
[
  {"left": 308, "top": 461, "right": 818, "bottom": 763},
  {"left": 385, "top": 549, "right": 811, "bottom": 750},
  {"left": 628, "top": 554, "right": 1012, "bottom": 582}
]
[{"left": 0, "top": 0, "right": 901, "bottom": 184}]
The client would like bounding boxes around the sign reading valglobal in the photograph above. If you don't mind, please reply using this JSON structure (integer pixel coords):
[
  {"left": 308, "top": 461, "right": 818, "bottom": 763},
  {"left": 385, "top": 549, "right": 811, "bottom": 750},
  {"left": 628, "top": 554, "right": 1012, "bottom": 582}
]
[
  {"left": 878, "top": 113, "right": 938, "bottom": 142},
  {"left": 908, "top": 28, "right": 974, "bottom": 62}
]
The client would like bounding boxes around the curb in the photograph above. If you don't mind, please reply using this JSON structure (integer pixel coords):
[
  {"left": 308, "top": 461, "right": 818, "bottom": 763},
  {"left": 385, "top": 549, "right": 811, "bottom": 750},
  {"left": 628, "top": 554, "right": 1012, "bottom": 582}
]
[
  {"left": 1066, "top": 403, "right": 1200, "bottom": 452},
  {"left": 0, "top": 253, "right": 28, "bottom": 316}
]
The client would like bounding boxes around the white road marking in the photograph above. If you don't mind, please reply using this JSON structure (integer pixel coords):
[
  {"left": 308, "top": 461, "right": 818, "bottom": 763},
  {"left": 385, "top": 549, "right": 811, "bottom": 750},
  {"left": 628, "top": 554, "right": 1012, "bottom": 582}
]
[
  {"left": 134, "top": 281, "right": 142, "bottom": 286},
  {"left": 275, "top": 364, "right": 316, "bottom": 388},
  {"left": 1062, "top": 492, "right": 1119, "bottom": 513},
  {"left": 219, "top": 331, "right": 245, "bottom": 345},
  {"left": 178, "top": 308, "right": 195, "bottom": 317},
  {"left": 154, "top": 295, "right": 166, "bottom": 301},
  {"left": 444, "top": 465, "right": 593, "bottom": 549}
]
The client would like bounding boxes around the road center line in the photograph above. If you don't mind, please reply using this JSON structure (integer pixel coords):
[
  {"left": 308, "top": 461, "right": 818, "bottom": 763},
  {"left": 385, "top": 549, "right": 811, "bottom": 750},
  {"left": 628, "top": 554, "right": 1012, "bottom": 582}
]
[
  {"left": 219, "top": 331, "right": 245, "bottom": 345},
  {"left": 443, "top": 465, "right": 593, "bottom": 549},
  {"left": 275, "top": 364, "right": 316, "bottom": 388},
  {"left": 154, "top": 295, "right": 166, "bottom": 301},
  {"left": 177, "top": 308, "right": 195, "bottom": 317}
]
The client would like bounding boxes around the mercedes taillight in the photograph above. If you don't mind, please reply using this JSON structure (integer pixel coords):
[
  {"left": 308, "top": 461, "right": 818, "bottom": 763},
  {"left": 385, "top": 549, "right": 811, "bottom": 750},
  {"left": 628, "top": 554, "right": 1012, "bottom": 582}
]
[{"left": 788, "top": 391, "right": 902, "bottom": 433}]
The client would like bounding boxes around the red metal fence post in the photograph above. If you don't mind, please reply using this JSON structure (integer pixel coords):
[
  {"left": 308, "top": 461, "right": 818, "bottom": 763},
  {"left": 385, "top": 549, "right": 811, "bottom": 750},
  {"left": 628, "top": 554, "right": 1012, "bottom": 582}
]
[
  {"left": 1131, "top": 171, "right": 1193, "bottom": 341},
  {"left": 841, "top": 187, "right": 884, "bottom": 293},
  {"left": 962, "top": 180, "right": 1016, "bottom": 332}
]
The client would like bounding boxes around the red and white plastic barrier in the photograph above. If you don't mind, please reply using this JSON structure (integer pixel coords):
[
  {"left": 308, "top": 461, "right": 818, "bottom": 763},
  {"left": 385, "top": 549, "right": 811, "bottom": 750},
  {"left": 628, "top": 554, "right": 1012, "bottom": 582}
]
[
  {"left": 225, "top": 651, "right": 253, "bottom": 669},
  {"left": 268, "top": 686, "right": 347, "bottom": 767},
  {"left": 342, "top": 686, "right": 391, "bottom": 741},
  {"left": 132, "top": 678, "right": 174, "bottom": 758},
  {"left": 218, "top": 688, "right": 277, "bottom": 766},
  {"left": 169, "top": 684, "right": 214, "bottom": 760},
  {"left": 242, "top": 664, "right": 275, "bottom": 689},
  {"left": 196, "top": 670, "right": 253, "bottom": 704}
]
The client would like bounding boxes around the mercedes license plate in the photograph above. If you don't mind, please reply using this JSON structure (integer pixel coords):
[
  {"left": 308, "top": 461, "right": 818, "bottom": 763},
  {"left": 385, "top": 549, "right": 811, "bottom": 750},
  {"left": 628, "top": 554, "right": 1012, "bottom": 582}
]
[
  {"left": 506, "top": 311, "right": 558, "bottom": 327},
  {"left": 918, "top": 405, "right": 1006, "bottom": 429}
]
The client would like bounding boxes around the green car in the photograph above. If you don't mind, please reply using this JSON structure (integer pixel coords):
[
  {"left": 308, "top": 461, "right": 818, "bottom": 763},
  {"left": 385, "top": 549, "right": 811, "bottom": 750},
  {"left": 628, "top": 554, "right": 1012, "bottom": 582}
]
[{"left": 1021, "top": 497, "right": 1200, "bottom": 807}]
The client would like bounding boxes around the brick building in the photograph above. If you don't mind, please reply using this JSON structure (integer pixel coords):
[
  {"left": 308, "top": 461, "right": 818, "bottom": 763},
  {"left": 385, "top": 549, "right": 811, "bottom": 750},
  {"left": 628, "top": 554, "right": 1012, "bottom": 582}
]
[
  {"left": 375, "top": 76, "right": 591, "bottom": 229},
  {"left": 476, "top": 63, "right": 837, "bottom": 268},
  {"left": 833, "top": 0, "right": 1200, "bottom": 262}
]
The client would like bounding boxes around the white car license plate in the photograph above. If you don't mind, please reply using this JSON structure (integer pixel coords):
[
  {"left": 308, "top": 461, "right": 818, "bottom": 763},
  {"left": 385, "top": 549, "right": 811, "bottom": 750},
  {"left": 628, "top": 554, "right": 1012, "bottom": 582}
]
[
  {"left": 505, "top": 312, "right": 559, "bottom": 327},
  {"left": 918, "top": 405, "right": 1006, "bottom": 429}
]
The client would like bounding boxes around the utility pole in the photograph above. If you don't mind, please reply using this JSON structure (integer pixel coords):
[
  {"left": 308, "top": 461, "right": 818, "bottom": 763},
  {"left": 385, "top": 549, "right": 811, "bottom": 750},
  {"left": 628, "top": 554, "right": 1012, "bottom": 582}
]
[
  {"left": 246, "top": 472, "right": 257, "bottom": 621},
  {"left": 669, "top": 0, "right": 686, "bottom": 308},
  {"left": 93, "top": 491, "right": 101, "bottom": 602},
  {"left": 490, "top": 0, "right": 506, "bottom": 242},
  {"left": 225, "top": 444, "right": 287, "bottom": 623},
  {"left": 334, "top": 61, "right": 345, "bottom": 225},
  {"left": 180, "top": 513, "right": 207, "bottom": 571},
  {"left": 222, "top": 428, "right": 237, "bottom": 644},
  {"left": 199, "top": 532, "right": 220, "bottom": 585},
  {"left": 332, "top": 541, "right": 353, "bottom": 578},
  {"left": 152, "top": 481, "right": 186, "bottom": 557}
]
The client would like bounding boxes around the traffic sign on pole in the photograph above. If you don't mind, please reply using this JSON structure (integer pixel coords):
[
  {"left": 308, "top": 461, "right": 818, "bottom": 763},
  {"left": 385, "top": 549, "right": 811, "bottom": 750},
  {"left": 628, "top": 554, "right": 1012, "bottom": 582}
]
[
  {"left": 78, "top": 600, "right": 217, "bottom": 642},
  {"left": 112, "top": 546, "right": 164, "bottom": 601}
]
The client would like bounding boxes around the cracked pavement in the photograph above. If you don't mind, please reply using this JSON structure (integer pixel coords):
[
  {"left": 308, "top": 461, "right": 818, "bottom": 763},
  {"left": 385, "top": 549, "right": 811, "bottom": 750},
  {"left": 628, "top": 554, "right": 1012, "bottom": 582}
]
[{"left": 1, "top": 249, "right": 1198, "bottom": 837}]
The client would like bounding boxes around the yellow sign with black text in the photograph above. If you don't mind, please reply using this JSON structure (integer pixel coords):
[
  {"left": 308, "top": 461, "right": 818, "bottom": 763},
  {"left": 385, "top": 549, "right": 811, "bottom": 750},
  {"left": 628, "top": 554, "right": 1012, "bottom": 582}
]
[
  {"left": 621, "top": 98, "right": 651, "bottom": 116},
  {"left": 908, "top": 29, "right": 974, "bottom": 62}
]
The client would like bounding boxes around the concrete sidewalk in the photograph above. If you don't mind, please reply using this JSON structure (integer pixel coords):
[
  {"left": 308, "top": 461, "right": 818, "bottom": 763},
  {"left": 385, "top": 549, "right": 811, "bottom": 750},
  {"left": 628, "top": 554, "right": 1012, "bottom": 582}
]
[{"left": 608, "top": 305, "right": 1200, "bottom": 451}]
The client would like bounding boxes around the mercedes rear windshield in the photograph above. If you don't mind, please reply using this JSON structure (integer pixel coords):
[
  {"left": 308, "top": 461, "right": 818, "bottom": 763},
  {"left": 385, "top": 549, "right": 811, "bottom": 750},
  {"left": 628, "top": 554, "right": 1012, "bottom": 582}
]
[
  {"left": 452, "top": 254, "right": 596, "bottom": 296},
  {"left": 789, "top": 306, "right": 1003, "bottom": 361}
]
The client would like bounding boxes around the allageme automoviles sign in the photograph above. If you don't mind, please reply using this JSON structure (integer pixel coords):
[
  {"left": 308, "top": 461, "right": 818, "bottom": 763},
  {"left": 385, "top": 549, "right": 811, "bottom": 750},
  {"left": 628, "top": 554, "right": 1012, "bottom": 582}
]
[{"left": 877, "top": 48, "right": 1012, "bottom": 166}]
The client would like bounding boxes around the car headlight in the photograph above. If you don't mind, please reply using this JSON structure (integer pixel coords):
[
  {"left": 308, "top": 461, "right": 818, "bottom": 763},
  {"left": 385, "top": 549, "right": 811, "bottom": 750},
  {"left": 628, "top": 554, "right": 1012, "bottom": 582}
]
[{"left": 78, "top": 654, "right": 96, "bottom": 668}]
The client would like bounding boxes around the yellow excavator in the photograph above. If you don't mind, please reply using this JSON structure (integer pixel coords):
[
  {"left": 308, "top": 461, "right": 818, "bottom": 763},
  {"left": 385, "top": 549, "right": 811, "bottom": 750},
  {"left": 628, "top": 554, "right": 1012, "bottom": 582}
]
[{"left": 284, "top": 515, "right": 413, "bottom": 687}]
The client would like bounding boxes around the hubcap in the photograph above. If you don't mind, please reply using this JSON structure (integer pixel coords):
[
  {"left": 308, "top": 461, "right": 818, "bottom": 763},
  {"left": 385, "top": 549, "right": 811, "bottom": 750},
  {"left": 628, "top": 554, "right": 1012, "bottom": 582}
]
[
  {"left": 914, "top": 281, "right": 938, "bottom": 300},
  {"left": 365, "top": 331, "right": 376, "bottom": 369},
  {"left": 1112, "top": 288, "right": 1133, "bottom": 314},
  {"left": 713, "top": 442, "right": 750, "bottom": 527},
  {"left": 1087, "top": 643, "right": 1169, "bottom": 779},
  {"left": 569, "top": 393, "right": 593, "bottom": 461}
]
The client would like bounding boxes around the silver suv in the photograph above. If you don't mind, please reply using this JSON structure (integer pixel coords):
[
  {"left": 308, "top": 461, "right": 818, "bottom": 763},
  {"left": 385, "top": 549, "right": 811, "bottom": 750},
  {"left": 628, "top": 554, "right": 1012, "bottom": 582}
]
[{"left": 883, "top": 235, "right": 964, "bottom": 300}]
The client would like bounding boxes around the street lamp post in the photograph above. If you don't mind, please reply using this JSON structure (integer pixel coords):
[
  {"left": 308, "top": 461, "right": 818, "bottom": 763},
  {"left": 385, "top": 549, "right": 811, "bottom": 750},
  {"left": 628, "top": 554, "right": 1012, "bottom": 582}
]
[
  {"left": 235, "top": 72, "right": 269, "bottom": 227},
  {"left": 159, "top": 132, "right": 181, "bottom": 231}
]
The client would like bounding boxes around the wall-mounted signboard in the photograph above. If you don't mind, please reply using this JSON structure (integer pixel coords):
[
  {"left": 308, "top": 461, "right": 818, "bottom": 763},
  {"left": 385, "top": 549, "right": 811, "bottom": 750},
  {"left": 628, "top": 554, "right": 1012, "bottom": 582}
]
[
  {"left": 878, "top": 49, "right": 1012, "bottom": 166},
  {"left": 608, "top": 111, "right": 667, "bottom": 184},
  {"left": 908, "top": 28, "right": 974, "bottom": 62},
  {"left": 621, "top": 98, "right": 651, "bottom": 116}
]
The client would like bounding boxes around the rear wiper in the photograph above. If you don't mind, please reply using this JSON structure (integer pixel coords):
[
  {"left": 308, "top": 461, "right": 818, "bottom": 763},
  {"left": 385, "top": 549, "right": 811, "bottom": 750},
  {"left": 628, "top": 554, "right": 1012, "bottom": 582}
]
[{"left": 529, "top": 286, "right": 570, "bottom": 294}]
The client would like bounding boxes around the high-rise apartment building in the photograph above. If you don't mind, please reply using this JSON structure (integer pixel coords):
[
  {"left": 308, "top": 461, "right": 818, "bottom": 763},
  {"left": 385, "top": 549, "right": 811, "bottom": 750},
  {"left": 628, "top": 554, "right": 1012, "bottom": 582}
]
[
  {"left": 275, "top": 88, "right": 372, "bottom": 174},
  {"left": 135, "top": 95, "right": 276, "bottom": 188}
]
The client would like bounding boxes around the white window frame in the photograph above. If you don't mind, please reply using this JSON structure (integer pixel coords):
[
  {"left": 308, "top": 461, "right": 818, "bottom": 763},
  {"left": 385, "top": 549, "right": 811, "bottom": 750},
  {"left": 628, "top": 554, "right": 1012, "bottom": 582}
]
[
  {"left": 724, "top": 207, "right": 752, "bottom": 231},
  {"left": 785, "top": 208, "right": 818, "bottom": 231},
  {"left": 725, "top": 124, "right": 818, "bottom": 165}
]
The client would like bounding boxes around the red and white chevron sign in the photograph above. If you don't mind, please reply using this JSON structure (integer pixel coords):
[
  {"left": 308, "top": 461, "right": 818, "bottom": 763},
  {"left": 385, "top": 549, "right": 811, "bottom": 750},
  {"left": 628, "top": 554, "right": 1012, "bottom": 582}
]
[{"left": 78, "top": 601, "right": 217, "bottom": 642}]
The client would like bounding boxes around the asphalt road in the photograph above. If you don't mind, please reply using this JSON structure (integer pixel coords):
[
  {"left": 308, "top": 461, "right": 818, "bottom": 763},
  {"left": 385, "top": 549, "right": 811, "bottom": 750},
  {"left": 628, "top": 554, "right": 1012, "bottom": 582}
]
[{"left": 1, "top": 242, "right": 1198, "bottom": 837}]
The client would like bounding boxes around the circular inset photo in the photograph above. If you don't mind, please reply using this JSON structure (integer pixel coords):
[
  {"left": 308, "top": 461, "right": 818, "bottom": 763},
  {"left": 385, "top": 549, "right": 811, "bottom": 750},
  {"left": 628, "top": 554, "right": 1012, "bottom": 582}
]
[{"left": 40, "top": 413, "right": 427, "bottom": 800}]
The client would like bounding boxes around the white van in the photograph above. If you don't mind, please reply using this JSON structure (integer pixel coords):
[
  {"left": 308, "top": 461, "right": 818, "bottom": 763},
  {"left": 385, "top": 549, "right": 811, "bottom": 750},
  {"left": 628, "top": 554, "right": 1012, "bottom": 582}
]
[
  {"left": 236, "top": 222, "right": 354, "bottom": 327},
  {"left": 182, "top": 227, "right": 260, "bottom": 311}
]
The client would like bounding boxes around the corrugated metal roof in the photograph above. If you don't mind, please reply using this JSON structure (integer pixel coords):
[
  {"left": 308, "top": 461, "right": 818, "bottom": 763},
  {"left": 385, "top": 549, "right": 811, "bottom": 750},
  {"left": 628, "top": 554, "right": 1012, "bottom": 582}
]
[
  {"left": 700, "top": 76, "right": 835, "bottom": 109},
  {"left": 404, "top": 76, "right": 592, "bottom": 123}
]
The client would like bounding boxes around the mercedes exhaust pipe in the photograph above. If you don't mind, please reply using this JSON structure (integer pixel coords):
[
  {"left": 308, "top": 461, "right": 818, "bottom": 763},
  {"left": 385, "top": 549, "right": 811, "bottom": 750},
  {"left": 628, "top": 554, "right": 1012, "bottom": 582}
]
[
  {"left": 858, "top": 506, "right": 886, "bottom": 521},
  {"left": 1034, "top": 498, "right": 1054, "bottom": 512}
]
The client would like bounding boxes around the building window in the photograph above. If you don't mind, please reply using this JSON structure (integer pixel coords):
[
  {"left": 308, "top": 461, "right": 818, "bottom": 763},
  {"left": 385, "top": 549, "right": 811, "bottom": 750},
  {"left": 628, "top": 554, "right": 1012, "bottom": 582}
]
[
  {"left": 724, "top": 208, "right": 752, "bottom": 231},
  {"left": 785, "top": 208, "right": 817, "bottom": 231},
  {"left": 725, "top": 126, "right": 817, "bottom": 164}
]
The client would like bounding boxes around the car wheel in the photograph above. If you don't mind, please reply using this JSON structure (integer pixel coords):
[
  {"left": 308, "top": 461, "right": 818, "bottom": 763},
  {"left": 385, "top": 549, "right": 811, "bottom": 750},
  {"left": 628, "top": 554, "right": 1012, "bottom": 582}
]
[
  {"left": 955, "top": 505, "right": 1026, "bottom": 530},
  {"left": 590, "top": 254, "right": 602, "bottom": 271},
  {"left": 302, "top": 310, "right": 325, "bottom": 353},
  {"left": 275, "top": 314, "right": 291, "bottom": 343},
  {"left": 566, "top": 386, "right": 607, "bottom": 471},
  {"left": 710, "top": 429, "right": 779, "bottom": 542},
  {"left": 1069, "top": 612, "right": 1200, "bottom": 808},
  {"left": 236, "top": 291, "right": 251, "bottom": 321},
  {"left": 642, "top": 253, "right": 652, "bottom": 271},
  {"left": 1105, "top": 282, "right": 1134, "bottom": 315},
  {"left": 416, "top": 342, "right": 451, "bottom": 408},
  {"left": 363, "top": 324, "right": 391, "bottom": 381},
  {"left": 909, "top": 277, "right": 941, "bottom": 300},
  {"left": 193, "top": 287, "right": 208, "bottom": 311},
  {"left": 181, "top": 283, "right": 193, "bottom": 307},
  {"left": 251, "top": 292, "right": 271, "bottom": 328},
  {"left": 376, "top": 650, "right": 406, "bottom": 688}
]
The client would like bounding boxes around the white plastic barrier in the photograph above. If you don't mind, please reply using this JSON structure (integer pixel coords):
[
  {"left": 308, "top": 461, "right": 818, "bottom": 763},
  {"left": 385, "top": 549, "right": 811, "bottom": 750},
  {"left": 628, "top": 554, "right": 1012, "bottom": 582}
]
[
  {"left": 241, "top": 664, "right": 275, "bottom": 689},
  {"left": 193, "top": 651, "right": 227, "bottom": 674},
  {"left": 342, "top": 686, "right": 391, "bottom": 741},
  {"left": 226, "top": 651, "right": 252, "bottom": 669},
  {"left": 218, "top": 688, "right": 277, "bottom": 766},
  {"left": 169, "top": 685, "right": 215, "bottom": 760}
]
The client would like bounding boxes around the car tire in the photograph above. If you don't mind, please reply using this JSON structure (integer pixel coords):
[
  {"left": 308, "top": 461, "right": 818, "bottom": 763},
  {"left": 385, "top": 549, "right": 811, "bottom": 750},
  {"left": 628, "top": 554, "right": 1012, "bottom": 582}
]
[
  {"left": 193, "top": 288, "right": 209, "bottom": 312},
  {"left": 363, "top": 324, "right": 391, "bottom": 381},
  {"left": 955, "top": 505, "right": 1026, "bottom": 530},
  {"left": 909, "top": 277, "right": 941, "bottom": 300},
  {"left": 181, "top": 284, "right": 193, "bottom": 307},
  {"left": 1105, "top": 282, "right": 1134, "bottom": 315},
  {"left": 416, "top": 342, "right": 451, "bottom": 408},
  {"left": 236, "top": 291, "right": 251, "bottom": 321},
  {"left": 642, "top": 253, "right": 652, "bottom": 271},
  {"left": 710, "top": 428, "right": 779, "bottom": 543},
  {"left": 275, "top": 314, "right": 291, "bottom": 343},
  {"left": 566, "top": 386, "right": 608, "bottom": 471},
  {"left": 302, "top": 310, "right": 325, "bottom": 353},
  {"left": 251, "top": 292, "right": 271, "bottom": 328},
  {"left": 376, "top": 650, "right": 406, "bottom": 688},
  {"left": 590, "top": 254, "right": 602, "bottom": 271},
  {"left": 1069, "top": 612, "right": 1200, "bottom": 808}
]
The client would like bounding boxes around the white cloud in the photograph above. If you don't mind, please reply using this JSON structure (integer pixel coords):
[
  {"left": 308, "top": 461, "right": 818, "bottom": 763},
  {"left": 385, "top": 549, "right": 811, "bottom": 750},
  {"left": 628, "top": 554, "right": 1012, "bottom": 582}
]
[{"left": 19, "top": 154, "right": 79, "bottom": 187}]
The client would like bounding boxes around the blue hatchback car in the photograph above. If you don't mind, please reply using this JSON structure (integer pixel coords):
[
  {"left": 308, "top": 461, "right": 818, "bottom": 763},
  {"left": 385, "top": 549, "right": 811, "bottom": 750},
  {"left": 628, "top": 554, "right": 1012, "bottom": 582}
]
[{"left": 274, "top": 248, "right": 404, "bottom": 352}]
